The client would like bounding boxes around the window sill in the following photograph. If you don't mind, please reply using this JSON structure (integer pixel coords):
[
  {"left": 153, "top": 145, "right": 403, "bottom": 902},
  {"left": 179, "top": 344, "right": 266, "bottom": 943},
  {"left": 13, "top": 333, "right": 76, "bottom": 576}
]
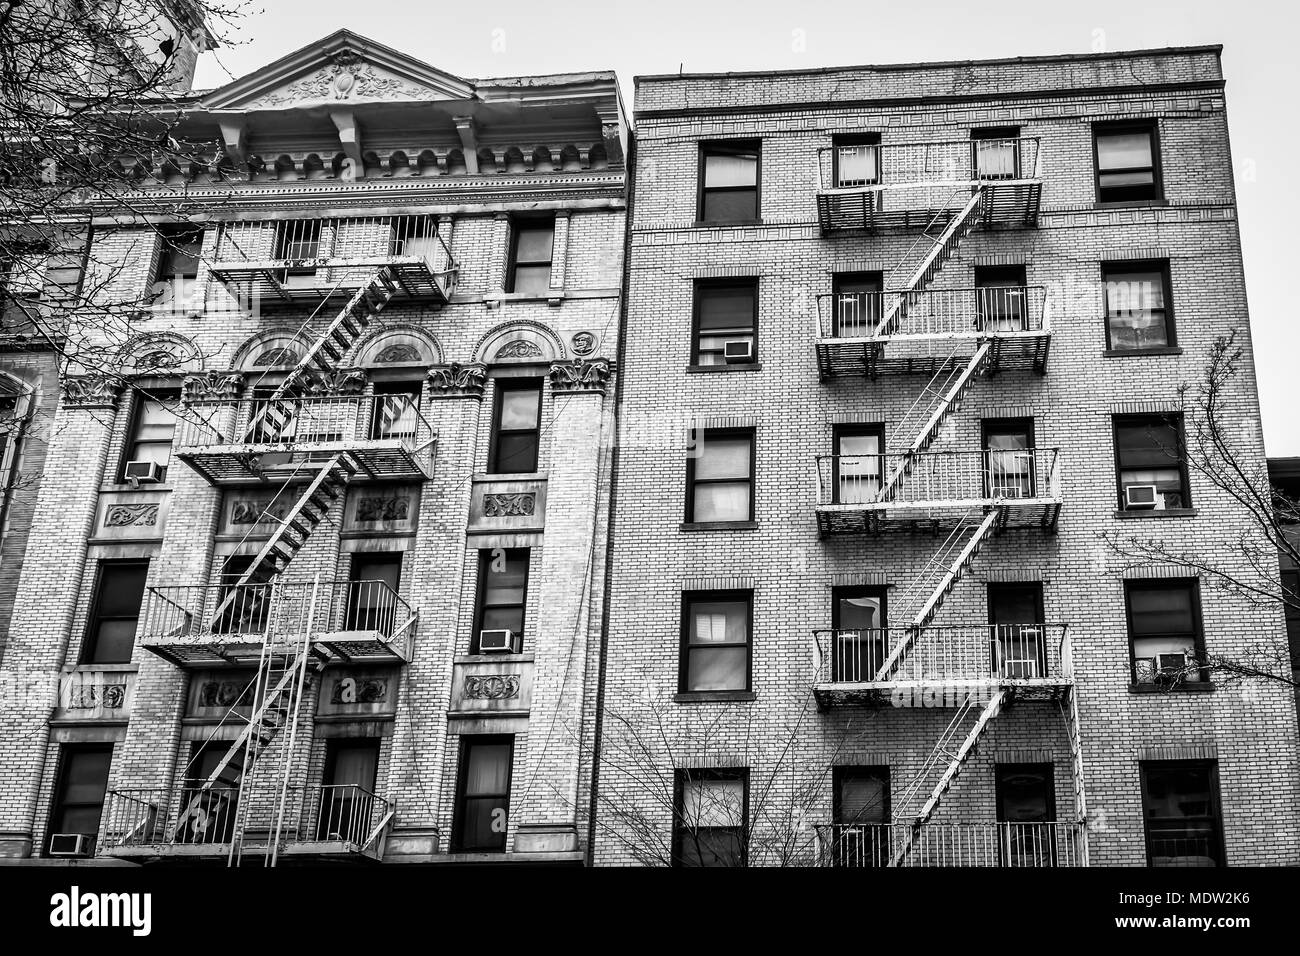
[
  {"left": 686, "top": 363, "right": 762, "bottom": 374},
  {"left": 100, "top": 481, "right": 175, "bottom": 494},
  {"left": 1103, "top": 347, "right": 1183, "bottom": 358},
  {"left": 1094, "top": 198, "right": 1169, "bottom": 209},
  {"left": 680, "top": 520, "right": 758, "bottom": 532},
  {"left": 1114, "top": 508, "right": 1198, "bottom": 519},
  {"left": 673, "top": 691, "right": 756, "bottom": 703},
  {"left": 692, "top": 219, "right": 765, "bottom": 229},
  {"left": 485, "top": 291, "right": 565, "bottom": 307},
  {"left": 1129, "top": 682, "right": 1216, "bottom": 694},
  {"left": 455, "top": 653, "right": 535, "bottom": 665}
]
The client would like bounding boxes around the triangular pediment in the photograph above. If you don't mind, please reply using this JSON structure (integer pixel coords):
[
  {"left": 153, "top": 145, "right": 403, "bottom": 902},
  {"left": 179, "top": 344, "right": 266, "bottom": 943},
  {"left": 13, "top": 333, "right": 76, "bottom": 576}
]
[{"left": 202, "top": 29, "right": 475, "bottom": 111}]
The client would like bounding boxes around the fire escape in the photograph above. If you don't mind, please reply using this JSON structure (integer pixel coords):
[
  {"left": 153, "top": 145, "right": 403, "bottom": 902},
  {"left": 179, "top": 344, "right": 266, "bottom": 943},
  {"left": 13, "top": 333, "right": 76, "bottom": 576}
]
[
  {"left": 99, "top": 215, "right": 454, "bottom": 865},
  {"left": 810, "top": 138, "right": 1087, "bottom": 867}
]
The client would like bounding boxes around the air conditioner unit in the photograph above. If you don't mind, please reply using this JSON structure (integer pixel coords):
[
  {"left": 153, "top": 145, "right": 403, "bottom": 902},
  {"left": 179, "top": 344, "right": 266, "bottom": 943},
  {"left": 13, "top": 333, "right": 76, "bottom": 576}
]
[
  {"left": 478, "top": 629, "right": 515, "bottom": 653},
  {"left": 48, "top": 832, "right": 93, "bottom": 857},
  {"left": 1156, "top": 652, "right": 1188, "bottom": 675},
  {"left": 723, "top": 340, "right": 753, "bottom": 364},
  {"left": 124, "top": 460, "right": 163, "bottom": 484},
  {"left": 1124, "top": 484, "right": 1160, "bottom": 509}
]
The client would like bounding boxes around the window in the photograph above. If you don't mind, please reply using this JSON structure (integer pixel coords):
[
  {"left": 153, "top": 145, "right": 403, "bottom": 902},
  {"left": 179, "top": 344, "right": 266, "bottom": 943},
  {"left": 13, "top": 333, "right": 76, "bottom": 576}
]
[
  {"left": 1094, "top": 121, "right": 1161, "bottom": 203},
  {"left": 177, "top": 741, "right": 242, "bottom": 845},
  {"left": 832, "top": 272, "right": 882, "bottom": 337},
  {"left": 150, "top": 226, "right": 203, "bottom": 306},
  {"left": 831, "top": 767, "right": 889, "bottom": 867},
  {"left": 317, "top": 739, "right": 380, "bottom": 843},
  {"left": 698, "top": 141, "right": 760, "bottom": 222},
  {"left": 982, "top": 417, "right": 1035, "bottom": 500},
  {"left": 507, "top": 217, "right": 555, "bottom": 294},
  {"left": 974, "top": 265, "right": 1028, "bottom": 333},
  {"left": 370, "top": 380, "right": 422, "bottom": 441},
  {"left": 453, "top": 736, "right": 513, "bottom": 852},
  {"left": 274, "top": 219, "right": 321, "bottom": 286},
  {"left": 1140, "top": 761, "right": 1224, "bottom": 867},
  {"left": 692, "top": 280, "right": 757, "bottom": 366},
  {"left": 82, "top": 560, "right": 148, "bottom": 664},
  {"left": 46, "top": 745, "right": 112, "bottom": 856},
  {"left": 989, "top": 583, "right": 1045, "bottom": 680},
  {"left": 1114, "top": 414, "right": 1190, "bottom": 510},
  {"left": 213, "top": 554, "right": 269, "bottom": 635},
  {"left": 122, "top": 390, "right": 178, "bottom": 481},
  {"left": 1103, "top": 261, "right": 1174, "bottom": 350},
  {"left": 995, "top": 763, "right": 1057, "bottom": 866},
  {"left": 680, "top": 590, "right": 751, "bottom": 692},
  {"left": 1126, "top": 579, "right": 1206, "bottom": 686},
  {"left": 472, "top": 548, "right": 529, "bottom": 653},
  {"left": 674, "top": 769, "right": 747, "bottom": 866},
  {"left": 830, "top": 586, "right": 886, "bottom": 683},
  {"left": 345, "top": 553, "right": 402, "bottom": 633},
  {"left": 489, "top": 378, "right": 542, "bottom": 474},
  {"left": 833, "top": 134, "right": 880, "bottom": 188},
  {"left": 971, "top": 126, "right": 1021, "bottom": 180},
  {"left": 833, "top": 424, "right": 884, "bottom": 505},
  {"left": 686, "top": 428, "right": 754, "bottom": 522}
]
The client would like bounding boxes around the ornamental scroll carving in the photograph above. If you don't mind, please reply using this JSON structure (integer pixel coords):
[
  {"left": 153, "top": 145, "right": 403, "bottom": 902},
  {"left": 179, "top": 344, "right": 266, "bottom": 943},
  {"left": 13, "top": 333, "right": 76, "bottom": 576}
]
[
  {"left": 426, "top": 362, "right": 487, "bottom": 398},
  {"left": 357, "top": 495, "right": 410, "bottom": 522},
  {"left": 495, "top": 340, "right": 543, "bottom": 360},
  {"left": 483, "top": 493, "right": 536, "bottom": 517},
  {"left": 375, "top": 343, "right": 423, "bottom": 364},
  {"left": 298, "top": 367, "right": 367, "bottom": 395},
  {"left": 549, "top": 358, "right": 611, "bottom": 395},
  {"left": 65, "top": 678, "right": 127, "bottom": 710},
  {"left": 252, "top": 52, "right": 429, "bottom": 109},
  {"left": 104, "top": 503, "right": 159, "bottom": 527},
  {"left": 331, "top": 676, "right": 388, "bottom": 704},
  {"left": 63, "top": 375, "right": 122, "bottom": 408},
  {"left": 183, "top": 370, "right": 245, "bottom": 402},
  {"left": 464, "top": 675, "right": 521, "bottom": 700}
]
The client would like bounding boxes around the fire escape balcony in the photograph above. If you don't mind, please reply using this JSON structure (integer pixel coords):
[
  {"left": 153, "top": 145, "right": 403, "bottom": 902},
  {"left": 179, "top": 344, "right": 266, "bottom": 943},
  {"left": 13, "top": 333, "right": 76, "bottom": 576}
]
[
  {"left": 138, "top": 579, "right": 417, "bottom": 668},
  {"left": 174, "top": 395, "right": 437, "bottom": 484},
  {"left": 814, "top": 821, "right": 1087, "bottom": 867},
  {"left": 811, "top": 623, "right": 1073, "bottom": 707},
  {"left": 814, "top": 449, "right": 1063, "bottom": 536},
  {"left": 207, "top": 215, "right": 458, "bottom": 306},
  {"left": 816, "top": 137, "right": 1043, "bottom": 233},
  {"left": 814, "top": 286, "right": 1052, "bottom": 379},
  {"left": 99, "top": 783, "right": 396, "bottom": 862}
]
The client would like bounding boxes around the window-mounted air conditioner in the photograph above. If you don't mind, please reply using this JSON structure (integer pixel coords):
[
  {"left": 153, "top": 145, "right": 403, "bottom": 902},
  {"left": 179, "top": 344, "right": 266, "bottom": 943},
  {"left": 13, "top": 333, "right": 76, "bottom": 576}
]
[
  {"left": 1156, "top": 652, "right": 1188, "bottom": 675},
  {"left": 723, "top": 340, "right": 753, "bottom": 364},
  {"left": 48, "top": 832, "right": 94, "bottom": 857},
  {"left": 124, "top": 460, "right": 163, "bottom": 484},
  {"left": 478, "top": 629, "right": 515, "bottom": 653},
  {"left": 1124, "top": 484, "right": 1160, "bottom": 510}
]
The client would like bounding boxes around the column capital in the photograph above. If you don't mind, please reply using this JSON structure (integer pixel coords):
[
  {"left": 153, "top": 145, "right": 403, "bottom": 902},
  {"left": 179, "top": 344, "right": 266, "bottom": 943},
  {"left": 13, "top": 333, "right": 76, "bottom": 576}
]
[
  {"left": 427, "top": 362, "right": 488, "bottom": 399},
  {"left": 549, "top": 357, "right": 612, "bottom": 396},
  {"left": 62, "top": 374, "right": 122, "bottom": 409}
]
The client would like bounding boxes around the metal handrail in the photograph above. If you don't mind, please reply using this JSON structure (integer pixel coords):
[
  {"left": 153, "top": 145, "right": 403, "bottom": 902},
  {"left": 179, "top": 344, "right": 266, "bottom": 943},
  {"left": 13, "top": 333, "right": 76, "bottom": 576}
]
[
  {"left": 814, "top": 821, "right": 1086, "bottom": 867},
  {"left": 814, "top": 448, "right": 1062, "bottom": 507},
  {"left": 815, "top": 286, "right": 1050, "bottom": 340},
  {"left": 817, "top": 137, "right": 1042, "bottom": 192}
]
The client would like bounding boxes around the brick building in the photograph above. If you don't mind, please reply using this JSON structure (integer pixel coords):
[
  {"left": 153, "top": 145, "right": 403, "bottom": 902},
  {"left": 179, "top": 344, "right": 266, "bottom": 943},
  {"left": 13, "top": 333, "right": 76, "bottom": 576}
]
[
  {"left": 0, "top": 28, "right": 627, "bottom": 864},
  {"left": 593, "top": 46, "right": 1300, "bottom": 867}
]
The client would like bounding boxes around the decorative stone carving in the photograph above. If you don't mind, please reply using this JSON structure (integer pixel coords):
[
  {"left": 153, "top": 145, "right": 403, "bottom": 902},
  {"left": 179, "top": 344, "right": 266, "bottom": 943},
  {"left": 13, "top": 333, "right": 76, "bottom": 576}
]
[
  {"left": 198, "top": 678, "right": 253, "bottom": 708},
  {"left": 570, "top": 331, "right": 597, "bottom": 356},
  {"left": 464, "top": 674, "right": 521, "bottom": 700},
  {"left": 330, "top": 676, "right": 388, "bottom": 704},
  {"left": 495, "top": 340, "right": 543, "bottom": 360},
  {"left": 253, "top": 52, "right": 429, "bottom": 109},
  {"left": 426, "top": 362, "right": 487, "bottom": 398},
  {"left": 298, "top": 367, "right": 367, "bottom": 395},
  {"left": 357, "top": 495, "right": 410, "bottom": 522},
  {"left": 483, "top": 493, "right": 536, "bottom": 517},
  {"left": 375, "top": 343, "right": 423, "bottom": 364},
  {"left": 183, "top": 370, "right": 245, "bottom": 403},
  {"left": 104, "top": 503, "right": 159, "bottom": 527},
  {"left": 66, "top": 679, "right": 127, "bottom": 711},
  {"left": 62, "top": 375, "right": 122, "bottom": 409},
  {"left": 549, "top": 358, "right": 611, "bottom": 395},
  {"left": 231, "top": 498, "right": 288, "bottom": 526}
]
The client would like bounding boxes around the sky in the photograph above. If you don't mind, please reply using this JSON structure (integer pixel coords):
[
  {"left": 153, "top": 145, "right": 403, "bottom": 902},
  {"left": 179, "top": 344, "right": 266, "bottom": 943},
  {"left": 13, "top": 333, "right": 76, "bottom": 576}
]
[{"left": 194, "top": 0, "right": 1299, "bottom": 456}]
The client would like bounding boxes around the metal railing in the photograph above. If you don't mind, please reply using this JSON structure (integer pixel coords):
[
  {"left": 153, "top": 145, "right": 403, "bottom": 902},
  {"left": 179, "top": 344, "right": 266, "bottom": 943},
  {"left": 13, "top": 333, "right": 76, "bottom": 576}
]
[
  {"left": 818, "top": 137, "right": 1042, "bottom": 193},
  {"left": 141, "top": 579, "right": 416, "bottom": 657},
  {"left": 174, "top": 395, "right": 436, "bottom": 459},
  {"left": 815, "top": 821, "right": 1086, "bottom": 867},
  {"left": 310, "top": 784, "right": 394, "bottom": 847},
  {"left": 815, "top": 286, "right": 1051, "bottom": 340},
  {"left": 815, "top": 449, "right": 1062, "bottom": 507},
  {"left": 811, "top": 624, "right": 1070, "bottom": 686}
]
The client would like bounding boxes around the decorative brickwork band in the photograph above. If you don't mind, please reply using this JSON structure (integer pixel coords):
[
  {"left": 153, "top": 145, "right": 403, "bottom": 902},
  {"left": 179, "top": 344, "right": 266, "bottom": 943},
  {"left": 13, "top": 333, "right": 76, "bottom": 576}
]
[
  {"left": 549, "top": 358, "right": 611, "bottom": 395},
  {"left": 426, "top": 362, "right": 487, "bottom": 398},
  {"left": 182, "top": 370, "right": 245, "bottom": 403},
  {"left": 62, "top": 375, "right": 122, "bottom": 409}
]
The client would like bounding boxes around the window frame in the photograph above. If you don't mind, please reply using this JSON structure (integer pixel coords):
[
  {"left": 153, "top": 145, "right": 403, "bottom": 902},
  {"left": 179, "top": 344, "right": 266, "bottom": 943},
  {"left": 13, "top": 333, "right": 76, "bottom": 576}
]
[
  {"left": 1112, "top": 412, "right": 1192, "bottom": 511},
  {"left": 691, "top": 278, "right": 759, "bottom": 367},
  {"left": 1101, "top": 259, "right": 1176, "bottom": 351},
  {"left": 672, "top": 767, "right": 749, "bottom": 867},
  {"left": 831, "top": 271, "right": 883, "bottom": 338},
  {"left": 120, "top": 388, "right": 179, "bottom": 482},
  {"left": 831, "top": 133, "right": 881, "bottom": 189},
  {"left": 488, "top": 377, "right": 543, "bottom": 475},
  {"left": 505, "top": 215, "right": 556, "bottom": 294},
  {"left": 678, "top": 589, "right": 753, "bottom": 694},
  {"left": 970, "top": 126, "right": 1022, "bottom": 180},
  {"left": 981, "top": 416, "right": 1037, "bottom": 500},
  {"left": 345, "top": 551, "right": 403, "bottom": 633},
  {"left": 472, "top": 547, "right": 530, "bottom": 654},
  {"left": 829, "top": 584, "right": 888, "bottom": 684},
  {"left": 80, "top": 559, "right": 149, "bottom": 665},
  {"left": 1093, "top": 120, "right": 1163, "bottom": 204},
  {"left": 1138, "top": 760, "right": 1224, "bottom": 867},
  {"left": 44, "top": 743, "right": 113, "bottom": 857},
  {"left": 452, "top": 734, "right": 514, "bottom": 853},
  {"left": 1124, "top": 578, "right": 1208, "bottom": 687},
  {"left": 697, "top": 140, "right": 762, "bottom": 224},
  {"left": 685, "top": 427, "right": 756, "bottom": 523},
  {"left": 152, "top": 225, "right": 204, "bottom": 292}
]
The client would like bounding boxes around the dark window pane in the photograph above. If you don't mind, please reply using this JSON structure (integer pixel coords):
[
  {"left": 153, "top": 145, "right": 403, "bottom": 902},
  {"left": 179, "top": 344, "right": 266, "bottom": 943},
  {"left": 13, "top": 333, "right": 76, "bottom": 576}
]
[
  {"left": 456, "top": 740, "right": 512, "bottom": 851},
  {"left": 494, "top": 434, "right": 538, "bottom": 473},
  {"left": 511, "top": 264, "right": 551, "bottom": 294},
  {"left": 702, "top": 189, "right": 757, "bottom": 222},
  {"left": 704, "top": 152, "right": 757, "bottom": 188},
  {"left": 1142, "top": 763, "right": 1222, "bottom": 867}
]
